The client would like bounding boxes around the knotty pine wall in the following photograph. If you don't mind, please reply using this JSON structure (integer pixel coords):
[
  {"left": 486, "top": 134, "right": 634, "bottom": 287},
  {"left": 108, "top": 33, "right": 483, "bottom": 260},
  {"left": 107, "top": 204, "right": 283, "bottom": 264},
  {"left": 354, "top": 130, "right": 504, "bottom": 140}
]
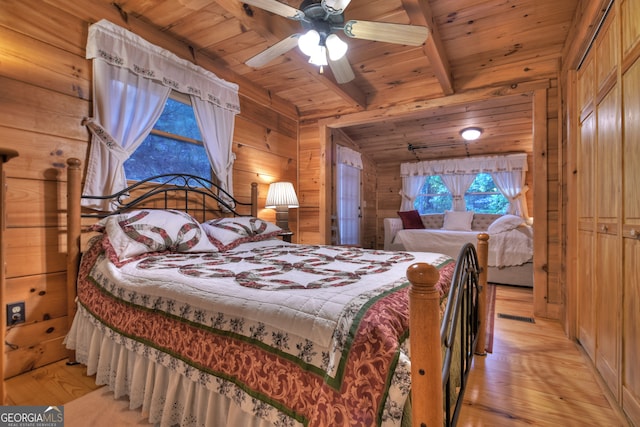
[{"left": 0, "top": 2, "right": 298, "bottom": 379}]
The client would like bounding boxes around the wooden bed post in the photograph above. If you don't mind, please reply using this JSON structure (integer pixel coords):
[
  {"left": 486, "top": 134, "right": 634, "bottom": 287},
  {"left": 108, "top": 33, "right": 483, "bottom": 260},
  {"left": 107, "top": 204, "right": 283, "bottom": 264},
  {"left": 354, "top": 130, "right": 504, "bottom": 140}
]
[
  {"left": 250, "top": 182, "right": 258, "bottom": 217},
  {"left": 475, "top": 233, "right": 490, "bottom": 355},
  {"left": 407, "top": 262, "right": 443, "bottom": 427},
  {"left": 66, "top": 158, "right": 82, "bottom": 361}
]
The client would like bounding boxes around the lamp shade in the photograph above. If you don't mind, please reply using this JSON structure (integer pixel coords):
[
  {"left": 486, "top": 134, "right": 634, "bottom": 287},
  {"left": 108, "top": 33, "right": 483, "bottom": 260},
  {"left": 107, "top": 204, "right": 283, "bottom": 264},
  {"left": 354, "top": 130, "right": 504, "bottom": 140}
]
[{"left": 265, "top": 182, "right": 299, "bottom": 208}]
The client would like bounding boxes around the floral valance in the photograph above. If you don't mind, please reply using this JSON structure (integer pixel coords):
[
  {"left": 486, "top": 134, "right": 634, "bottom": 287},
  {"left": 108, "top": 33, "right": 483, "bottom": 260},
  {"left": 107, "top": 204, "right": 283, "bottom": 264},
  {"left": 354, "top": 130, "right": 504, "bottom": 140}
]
[
  {"left": 400, "top": 153, "right": 528, "bottom": 176},
  {"left": 86, "top": 19, "right": 240, "bottom": 114}
]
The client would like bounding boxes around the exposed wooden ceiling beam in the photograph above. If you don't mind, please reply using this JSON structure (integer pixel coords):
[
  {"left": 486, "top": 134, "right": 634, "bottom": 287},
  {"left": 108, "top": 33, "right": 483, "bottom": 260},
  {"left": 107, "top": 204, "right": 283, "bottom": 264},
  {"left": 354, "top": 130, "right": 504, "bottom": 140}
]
[
  {"left": 401, "top": 0, "right": 454, "bottom": 95},
  {"left": 214, "top": 0, "right": 367, "bottom": 110}
]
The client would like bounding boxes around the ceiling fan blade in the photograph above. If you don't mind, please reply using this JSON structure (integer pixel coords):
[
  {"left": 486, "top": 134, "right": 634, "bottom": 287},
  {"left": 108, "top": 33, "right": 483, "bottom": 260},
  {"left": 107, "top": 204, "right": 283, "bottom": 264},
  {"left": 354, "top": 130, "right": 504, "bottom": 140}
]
[
  {"left": 343, "top": 20, "right": 428, "bottom": 46},
  {"left": 240, "top": 0, "right": 305, "bottom": 20},
  {"left": 246, "top": 34, "right": 301, "bottom": 68},
  {"left": 321, "top": 0, "right": 352, "bottom": 14},
  {"left": 328, "top": 55, "right": 355, "bottom": 84}
]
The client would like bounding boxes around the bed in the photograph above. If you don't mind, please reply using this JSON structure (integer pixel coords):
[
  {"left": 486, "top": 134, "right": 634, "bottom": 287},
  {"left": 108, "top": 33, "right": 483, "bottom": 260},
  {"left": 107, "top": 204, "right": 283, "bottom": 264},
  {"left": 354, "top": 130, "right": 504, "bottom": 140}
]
[
  {"left": 384, "top": 212, "right": 533, "bottom": 287},
  {"left": 63, "top": 158, "right": 490, "bottom": 427}
]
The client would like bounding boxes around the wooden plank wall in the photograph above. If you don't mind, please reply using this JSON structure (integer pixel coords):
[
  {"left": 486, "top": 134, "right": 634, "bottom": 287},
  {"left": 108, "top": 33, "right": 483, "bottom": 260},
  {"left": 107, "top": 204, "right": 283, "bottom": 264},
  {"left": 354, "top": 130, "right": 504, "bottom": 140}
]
[
  {"left": 299, "top": 98, "right": 559, "bottom": 319},
  {"left": 0, "top": 1, "right": 298, "bottom": 379}
]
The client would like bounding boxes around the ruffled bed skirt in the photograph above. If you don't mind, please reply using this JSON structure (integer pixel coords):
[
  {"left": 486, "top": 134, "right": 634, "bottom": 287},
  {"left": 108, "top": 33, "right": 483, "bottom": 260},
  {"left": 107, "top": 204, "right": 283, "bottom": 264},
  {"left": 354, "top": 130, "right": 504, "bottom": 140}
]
[{"left": 64, "top": 306, "right": 280, "bottom": 427}]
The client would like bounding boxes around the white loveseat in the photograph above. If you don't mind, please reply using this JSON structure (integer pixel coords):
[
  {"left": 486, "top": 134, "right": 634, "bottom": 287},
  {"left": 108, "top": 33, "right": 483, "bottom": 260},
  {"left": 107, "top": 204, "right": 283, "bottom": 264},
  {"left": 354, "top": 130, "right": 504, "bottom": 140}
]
[
  {"left": 383, "top": 213, "right": 534, "bottom": 287},
  {"left": 384, "top": 213, "right": 501, "bottom": 251}
]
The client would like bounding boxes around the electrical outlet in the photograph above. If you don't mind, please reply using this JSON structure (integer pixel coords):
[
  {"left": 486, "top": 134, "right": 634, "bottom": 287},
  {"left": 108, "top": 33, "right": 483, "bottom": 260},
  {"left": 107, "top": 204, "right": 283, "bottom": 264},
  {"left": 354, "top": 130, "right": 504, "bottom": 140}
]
[{"left": 6, "top": 302, "right": 25, "bottom": 325}]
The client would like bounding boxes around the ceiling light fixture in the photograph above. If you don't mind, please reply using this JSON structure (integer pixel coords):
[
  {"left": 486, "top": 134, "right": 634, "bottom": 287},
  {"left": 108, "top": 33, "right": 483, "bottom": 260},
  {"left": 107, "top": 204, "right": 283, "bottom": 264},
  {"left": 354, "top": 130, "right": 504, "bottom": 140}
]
[
  {"left": 460, "top": 127, "right": 482, "bottom": 141},
  {"left": 298, "top": 29, "right": 348, "bottom": 71}
]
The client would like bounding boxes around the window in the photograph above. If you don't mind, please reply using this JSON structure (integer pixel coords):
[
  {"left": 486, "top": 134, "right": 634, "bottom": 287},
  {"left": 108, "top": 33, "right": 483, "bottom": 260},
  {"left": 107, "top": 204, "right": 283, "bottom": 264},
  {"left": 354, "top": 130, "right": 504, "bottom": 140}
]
[
  {"left": 124, "top": 92, "right": 211, "bottom": 183},
  {"left": 414, "top": 175, "right": 452, "bottom": 214},
  {"left": 465, "top": 173, "right": 509, "bottom": 213},
  {"left": 414, "top": 173, "right": 508, "bottom": 214},
  {"left": 336, "top": 163, "right": 361, "bottom": 245}
]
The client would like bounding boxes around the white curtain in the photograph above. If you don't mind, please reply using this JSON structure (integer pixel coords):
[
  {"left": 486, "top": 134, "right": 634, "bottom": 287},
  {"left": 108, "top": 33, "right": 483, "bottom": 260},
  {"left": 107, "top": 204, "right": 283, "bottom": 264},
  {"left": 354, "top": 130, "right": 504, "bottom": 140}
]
[
  {"left": 82, "top": 61, "right": 170, "bottom": 210},
  {"left": 83, "top": 19, "right": 240, "bottom": 210},
  {"left": 191, "top": 96, "right": 237, "bottom": 205},
  {"left": 400, "top": 153, "right": 529, "bottom": 214},
  {"left": 399, "top": 175, "right": 424, "bottom": 211},
  {"left": 401, "top": 153, "right": 528, "bottom": 176},
  {"left": 440, "top": 173, "right": 476, "bottom": 211},
  {"left": 336, "top": 146, "right": 362, "bottom": 246},
  {"left": 491, "top": 171, "right": 530, "bottom": 217}
]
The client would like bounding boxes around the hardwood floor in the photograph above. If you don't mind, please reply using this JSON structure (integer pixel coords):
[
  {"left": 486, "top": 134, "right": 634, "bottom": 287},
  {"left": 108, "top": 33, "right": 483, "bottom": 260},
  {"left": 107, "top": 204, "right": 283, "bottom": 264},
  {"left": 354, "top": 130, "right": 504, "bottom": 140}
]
[
  {"left": 4, "top": 286, "right": 630, "bottom": 426},
  {"left": 458, "top": 285, "right": 630, "bottom": 426}
]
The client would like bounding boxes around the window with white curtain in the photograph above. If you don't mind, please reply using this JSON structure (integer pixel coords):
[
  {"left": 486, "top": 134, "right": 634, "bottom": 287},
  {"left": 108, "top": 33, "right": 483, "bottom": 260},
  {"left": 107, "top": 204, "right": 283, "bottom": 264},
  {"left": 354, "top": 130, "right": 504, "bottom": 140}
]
[
  {"left": 401, "top": 153, "right": 529, "bottom": 217},
  {"left": 336, "top": 145, "right": 363, "bottom": 246},
  {"left": 124, "top": 92, "right": 212, "bottom": 183},
  {"left": 337, "top": 163, "right": 361, "bottom": 245},
  {"left": 413, "top": 173, "right": 509, "bottom": 214}
]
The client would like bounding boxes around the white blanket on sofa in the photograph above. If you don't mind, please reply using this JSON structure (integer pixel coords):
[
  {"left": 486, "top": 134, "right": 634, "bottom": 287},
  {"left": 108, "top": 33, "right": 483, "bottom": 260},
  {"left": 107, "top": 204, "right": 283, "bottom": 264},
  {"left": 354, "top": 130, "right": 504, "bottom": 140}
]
[{"left": 395, "top": 226, "right": 533, "bottom": 267}]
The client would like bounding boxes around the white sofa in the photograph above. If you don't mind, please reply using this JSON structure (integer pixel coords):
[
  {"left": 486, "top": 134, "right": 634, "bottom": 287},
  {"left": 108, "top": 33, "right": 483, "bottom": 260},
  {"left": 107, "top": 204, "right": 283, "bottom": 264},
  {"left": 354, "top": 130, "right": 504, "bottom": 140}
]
[
  {"left": 383, "top": 213, "right": 501, "bottom": 251},
  {"left": 383, "top": 213, "right": 534, "bottom": 287}
]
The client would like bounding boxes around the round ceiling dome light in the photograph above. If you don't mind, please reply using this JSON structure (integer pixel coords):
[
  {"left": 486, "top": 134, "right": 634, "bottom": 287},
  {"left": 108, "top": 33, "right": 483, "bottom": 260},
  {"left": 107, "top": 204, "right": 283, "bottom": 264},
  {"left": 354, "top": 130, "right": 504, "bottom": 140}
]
[{"left": 460, "top": 127, "right": 482, "bottom": 141}]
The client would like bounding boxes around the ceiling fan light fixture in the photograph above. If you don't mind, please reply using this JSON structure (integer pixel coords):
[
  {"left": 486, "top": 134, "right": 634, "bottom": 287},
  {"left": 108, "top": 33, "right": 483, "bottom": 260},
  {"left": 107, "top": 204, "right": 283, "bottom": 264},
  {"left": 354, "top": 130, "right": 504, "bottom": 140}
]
[
  {"left": 298, "top": 30, "right": 320, "bottom": 56},
  {"left": 308, "top": 45, "right": 328, "bottom": 66},
  {"left": 326, "top": 34, "right": 348, "bottom": 61},
  {"left": 460, "top": 127, "right": 482, "bottom": 141}
]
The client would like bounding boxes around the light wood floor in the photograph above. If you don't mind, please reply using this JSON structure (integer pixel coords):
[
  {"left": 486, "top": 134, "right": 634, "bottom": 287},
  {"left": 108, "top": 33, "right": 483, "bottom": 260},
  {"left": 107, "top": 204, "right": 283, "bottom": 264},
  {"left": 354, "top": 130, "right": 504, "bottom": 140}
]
[{"left": 5, "top": 286, "right": 631, "bottom": 426}]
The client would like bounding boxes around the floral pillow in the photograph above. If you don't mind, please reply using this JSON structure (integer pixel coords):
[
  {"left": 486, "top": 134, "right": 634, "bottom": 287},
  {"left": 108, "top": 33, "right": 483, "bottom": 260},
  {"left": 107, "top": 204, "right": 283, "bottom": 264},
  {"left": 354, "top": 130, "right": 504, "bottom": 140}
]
[
  {"left": 98, "top": 209, "right": 217, "bottom": 261},
  {"left": 202, "top": 216, "right": 282, "bottom": 251}
]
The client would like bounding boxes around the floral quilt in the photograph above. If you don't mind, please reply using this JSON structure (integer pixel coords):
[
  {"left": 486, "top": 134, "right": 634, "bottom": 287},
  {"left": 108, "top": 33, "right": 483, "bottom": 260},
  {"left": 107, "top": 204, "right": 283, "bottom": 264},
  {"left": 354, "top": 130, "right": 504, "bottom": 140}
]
[{"left": 76, "top": 235, "right": 454, "bottom": 426}]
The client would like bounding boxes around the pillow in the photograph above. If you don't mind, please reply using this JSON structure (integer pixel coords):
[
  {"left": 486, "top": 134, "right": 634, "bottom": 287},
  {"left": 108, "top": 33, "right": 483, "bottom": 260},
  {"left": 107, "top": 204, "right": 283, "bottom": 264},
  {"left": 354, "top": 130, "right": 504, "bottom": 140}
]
[
  {"left": 487, "top": 214, "right": 525, "bottom": 234},
  {"left": 397, "top": 210, "right": 425, "bottom": 229},
  {"left": 99, "top": 209, "right": 218, "bottom": 261},
  {"left": 202, "top": 216, "right": 282, "bottom": 251},
  {"left": 442, "top": 210, "right": 474, "bottom": 231}
]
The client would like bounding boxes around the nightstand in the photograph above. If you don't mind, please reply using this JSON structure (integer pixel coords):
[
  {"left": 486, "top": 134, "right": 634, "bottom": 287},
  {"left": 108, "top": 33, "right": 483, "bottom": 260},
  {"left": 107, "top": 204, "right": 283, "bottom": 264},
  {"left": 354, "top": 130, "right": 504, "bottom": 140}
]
[{"left": 278, "top": 231, "right": 294, "bottom": 243}]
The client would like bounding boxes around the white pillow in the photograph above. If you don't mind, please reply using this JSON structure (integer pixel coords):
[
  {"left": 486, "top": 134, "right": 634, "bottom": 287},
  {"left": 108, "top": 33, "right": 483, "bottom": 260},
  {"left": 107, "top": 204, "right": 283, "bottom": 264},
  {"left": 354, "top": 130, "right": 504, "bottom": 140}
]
[
  {"left": 99, "top": 209, "right": 218, "bottom": 261},
  {"left": 442, "top": 211, "right": 474, "bottom": 231},
  {"left": 202, "top": 216, "right": 282, "bottom": 251},
  {"left": 487, "top": 214, "right": 525, "bottom": 234}
]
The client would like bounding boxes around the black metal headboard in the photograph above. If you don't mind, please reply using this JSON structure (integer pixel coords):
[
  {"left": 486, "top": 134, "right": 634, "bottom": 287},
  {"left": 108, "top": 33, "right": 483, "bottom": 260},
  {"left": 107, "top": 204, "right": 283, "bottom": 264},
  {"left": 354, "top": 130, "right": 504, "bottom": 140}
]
[{"left": 80, "top": 172, "right": 258, "bottom": 220}]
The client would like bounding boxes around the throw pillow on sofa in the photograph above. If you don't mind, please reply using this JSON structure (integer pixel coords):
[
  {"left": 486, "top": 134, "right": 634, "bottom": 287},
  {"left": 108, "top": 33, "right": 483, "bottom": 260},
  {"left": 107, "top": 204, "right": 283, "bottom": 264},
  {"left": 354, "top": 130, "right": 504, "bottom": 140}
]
[
  {"left": 397, "top": 210, "right": 425, "bottom": 229},
  {"left": 487, "top": 214, "right": 525, "bottom": 234},
  {"left": 442, "top": 210, "right": 474, "bottom": 231}
]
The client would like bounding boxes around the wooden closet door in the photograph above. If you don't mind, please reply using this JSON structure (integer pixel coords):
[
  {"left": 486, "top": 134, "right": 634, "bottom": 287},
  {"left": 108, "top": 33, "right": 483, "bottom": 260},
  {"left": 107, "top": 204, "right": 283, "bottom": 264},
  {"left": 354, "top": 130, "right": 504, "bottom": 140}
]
[
  {"left": 594, "top": 11, "right": 622, "bottom": 400},
  {"left": 577, "top": 110, "right": 596, "bottom": 360},
  {"left": 621, "top": 5, "right": 640, "bottom": 420},
  {"left": 576, "top": 47, "right": 596, "bottom": 358}
]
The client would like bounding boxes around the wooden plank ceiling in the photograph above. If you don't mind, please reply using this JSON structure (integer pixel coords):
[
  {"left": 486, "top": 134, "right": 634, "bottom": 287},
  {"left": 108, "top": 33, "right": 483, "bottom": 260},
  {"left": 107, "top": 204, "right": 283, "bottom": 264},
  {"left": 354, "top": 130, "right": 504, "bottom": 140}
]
[{"left": 83, "top": 0, "right": 579, "bottom": 162}]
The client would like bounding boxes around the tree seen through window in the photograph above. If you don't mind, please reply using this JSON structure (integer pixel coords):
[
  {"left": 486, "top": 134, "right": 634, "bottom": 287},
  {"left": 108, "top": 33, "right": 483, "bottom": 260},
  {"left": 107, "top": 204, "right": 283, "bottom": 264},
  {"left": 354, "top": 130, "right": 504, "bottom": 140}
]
[
  {"left": 124, "top": 94, "right": 211, "bottom": 183},
  {"left": 414, "top": 173, "right": 508, "bottom": 214}
]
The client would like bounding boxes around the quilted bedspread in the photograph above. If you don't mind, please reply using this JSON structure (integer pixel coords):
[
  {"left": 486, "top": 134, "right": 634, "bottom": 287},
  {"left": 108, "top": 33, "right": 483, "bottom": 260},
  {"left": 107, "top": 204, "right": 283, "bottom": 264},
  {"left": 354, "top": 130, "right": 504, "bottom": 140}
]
[{"left": 76, "top": 236, "right": 454, "bottom": 426}]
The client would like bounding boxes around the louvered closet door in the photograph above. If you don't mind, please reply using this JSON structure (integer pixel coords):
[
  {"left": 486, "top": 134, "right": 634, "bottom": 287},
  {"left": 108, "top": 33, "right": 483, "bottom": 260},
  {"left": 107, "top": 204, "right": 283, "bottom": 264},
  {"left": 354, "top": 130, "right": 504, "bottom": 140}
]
[
  {"left": 621, "top": 0, "right": 640, "bottom": 421},
  {"left": 594, "top": 10, "right": 622, "bottom": 401}
]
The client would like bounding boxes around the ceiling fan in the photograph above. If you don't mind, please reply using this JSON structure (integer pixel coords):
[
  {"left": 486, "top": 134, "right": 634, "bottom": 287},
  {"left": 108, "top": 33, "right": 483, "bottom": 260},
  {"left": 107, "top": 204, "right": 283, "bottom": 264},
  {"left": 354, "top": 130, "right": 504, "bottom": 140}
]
[{"left": 240, "top": 0, "right": 429, "bottom": 84}]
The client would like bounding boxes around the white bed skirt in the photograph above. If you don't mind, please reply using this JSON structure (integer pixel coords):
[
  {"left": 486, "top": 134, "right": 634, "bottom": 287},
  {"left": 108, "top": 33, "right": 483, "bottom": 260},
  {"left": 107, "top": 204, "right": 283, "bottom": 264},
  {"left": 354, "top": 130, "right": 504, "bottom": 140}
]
[{"left": 64, "top": 306, "right": 281, "bottom": 427}]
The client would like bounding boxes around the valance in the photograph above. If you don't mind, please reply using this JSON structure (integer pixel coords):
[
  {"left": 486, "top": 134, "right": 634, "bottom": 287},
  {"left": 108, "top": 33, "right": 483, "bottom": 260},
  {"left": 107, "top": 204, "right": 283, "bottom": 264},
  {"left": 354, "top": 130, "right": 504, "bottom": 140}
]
[
  {"left": 400, "top": 153, "right": 528, "bottom": 176},
  {"left": 86, "top": 19, "right": 240, "bottom": 114},
  {"left": 336, "top": 145, "right": 363, "bottom": 170}
]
